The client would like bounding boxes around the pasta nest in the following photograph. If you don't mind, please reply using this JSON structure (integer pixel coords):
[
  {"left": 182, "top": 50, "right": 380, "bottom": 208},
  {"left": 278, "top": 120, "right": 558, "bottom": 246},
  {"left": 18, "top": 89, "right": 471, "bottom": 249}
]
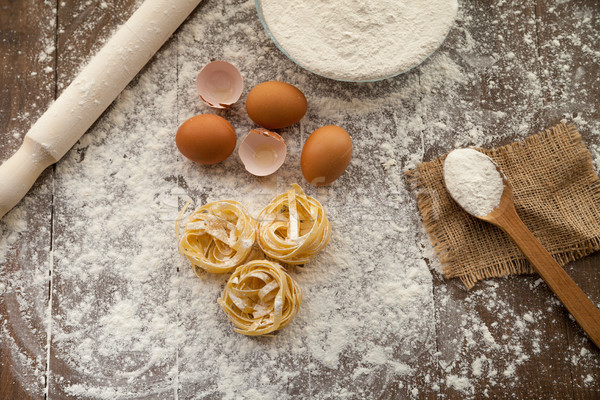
[
  {"left": 177, "top": 200, "right": 256, "bottom": 274},
  {"left": 218, "top": 260, "right": 302, "bottom": 336},
  {"left": 257, "top": 184, "right": 331, "bottom": 265}
]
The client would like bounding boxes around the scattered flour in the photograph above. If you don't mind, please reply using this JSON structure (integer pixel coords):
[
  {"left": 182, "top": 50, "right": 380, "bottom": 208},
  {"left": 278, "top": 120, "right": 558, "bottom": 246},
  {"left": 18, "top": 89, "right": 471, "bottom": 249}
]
[
  {"left": 0, "top": 0, "right": 599, "bottom": 399},
  {"left": 446, "top": 374, "right": 473, "bottom": 395}
]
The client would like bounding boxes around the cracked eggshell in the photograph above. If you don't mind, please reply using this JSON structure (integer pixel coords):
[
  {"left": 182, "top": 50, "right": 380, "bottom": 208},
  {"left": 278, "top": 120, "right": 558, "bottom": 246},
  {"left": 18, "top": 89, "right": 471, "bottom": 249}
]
[
  {"left": 196, "top": 61, "right": 243, "bottom": 109},
  {"left": 238, "top": 128, "right": 287, "bottom": 176}
]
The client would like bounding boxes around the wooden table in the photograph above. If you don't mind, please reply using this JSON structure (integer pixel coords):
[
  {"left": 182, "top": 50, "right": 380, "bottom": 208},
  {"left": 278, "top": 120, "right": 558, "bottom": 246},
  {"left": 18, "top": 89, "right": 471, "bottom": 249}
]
[{"left": 1, "top": 0, "right": 599, "bottom": 398}]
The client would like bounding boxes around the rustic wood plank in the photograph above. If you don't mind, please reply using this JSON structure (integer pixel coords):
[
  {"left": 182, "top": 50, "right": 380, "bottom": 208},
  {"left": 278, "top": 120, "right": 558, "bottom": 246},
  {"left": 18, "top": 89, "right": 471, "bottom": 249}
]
[
  {"left": 535, "top": 0, "right": 600, "bottom": 124},
  {"left": 45, "top": 0, "right": 184, "bottom": 397},
  {"left": 534, "top": 1, "right": 600, "bottom": 397},
  {"left": 45, "top": 1, "right": 149, "bottom": 398},
  {"left": 564, "top": 255, "right": 600, "bottom": 397},
  {"left": 431, "top": 1, "right": 563, "bottom": 398},
  {"left": 174, "top": 2, "right": 445, "bottom": 397},
  {"left": 426, "top": 0, "right": 594, "bottom": 398},
  {"left": 0, "top": 0, "right": 57, "bottom": 398}
]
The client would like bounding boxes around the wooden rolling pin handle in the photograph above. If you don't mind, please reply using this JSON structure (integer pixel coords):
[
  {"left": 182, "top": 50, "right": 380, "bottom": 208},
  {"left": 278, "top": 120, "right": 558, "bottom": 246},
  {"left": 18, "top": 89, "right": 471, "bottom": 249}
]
[
  {"left": 0, "top": 137, "right": 56, "bottom": 217},
  {"left": 0, "top": 0, "right": 202, "bottom": 220},
  {"left": 494, "top": 207, "right": 600, "bottom": 348}
]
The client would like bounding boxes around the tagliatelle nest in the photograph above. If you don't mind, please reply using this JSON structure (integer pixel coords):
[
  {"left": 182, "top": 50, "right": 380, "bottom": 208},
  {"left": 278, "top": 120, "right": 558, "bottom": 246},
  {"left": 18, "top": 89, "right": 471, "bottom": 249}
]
[
  {"left": 257, "top": 184, "right": 331, "bottom": 265},
  {"left": 176, "top": 200, "right": 256, "bottom": 274},
  {"left": 217, "top": 260, "right": 302, "bottom": 336}
]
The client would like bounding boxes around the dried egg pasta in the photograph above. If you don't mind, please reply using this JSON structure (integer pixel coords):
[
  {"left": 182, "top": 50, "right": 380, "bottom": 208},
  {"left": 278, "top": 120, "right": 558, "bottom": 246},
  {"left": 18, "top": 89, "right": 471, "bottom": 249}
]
[
  {"left": 176, "top": 200, "right": 256, "bottom": 274},
  {"left": 218, "top": 260, "right": 302, "bottom": 336},
  {"left": 257, "top": 184, "right": 331, "bottom": 265}
]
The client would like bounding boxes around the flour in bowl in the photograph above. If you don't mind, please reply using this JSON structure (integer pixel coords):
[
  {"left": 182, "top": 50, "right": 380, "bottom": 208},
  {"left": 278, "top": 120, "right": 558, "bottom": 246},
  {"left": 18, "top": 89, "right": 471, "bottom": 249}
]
[{"left": 259, "top": 0, "right": 458, "bottom": 81}]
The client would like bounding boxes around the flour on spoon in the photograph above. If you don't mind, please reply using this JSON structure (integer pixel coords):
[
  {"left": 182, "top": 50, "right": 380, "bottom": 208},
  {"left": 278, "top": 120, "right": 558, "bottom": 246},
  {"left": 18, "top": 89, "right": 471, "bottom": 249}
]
[{"left": 443, "top": 148, "right": 504, "bottom": 217}]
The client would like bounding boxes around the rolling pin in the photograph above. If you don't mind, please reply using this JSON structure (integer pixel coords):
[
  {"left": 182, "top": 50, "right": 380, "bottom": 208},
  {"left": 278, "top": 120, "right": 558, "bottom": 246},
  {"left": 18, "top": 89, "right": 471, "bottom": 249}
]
[{"left": 0, "top": 0, "right": 203, "bottom": 219}]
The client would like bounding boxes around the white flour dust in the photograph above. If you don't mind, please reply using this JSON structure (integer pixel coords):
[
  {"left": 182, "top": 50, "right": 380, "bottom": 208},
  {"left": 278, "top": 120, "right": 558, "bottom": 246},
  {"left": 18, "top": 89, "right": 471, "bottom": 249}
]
[
  {"left": 259, "top": 0, "right": 458, "bottom": 81},
  {"left": 1, "top": 0, "right": 600, "bottom": 399},
  {"left": 443, "top": 148, "right": 504, "bottom": 216}
]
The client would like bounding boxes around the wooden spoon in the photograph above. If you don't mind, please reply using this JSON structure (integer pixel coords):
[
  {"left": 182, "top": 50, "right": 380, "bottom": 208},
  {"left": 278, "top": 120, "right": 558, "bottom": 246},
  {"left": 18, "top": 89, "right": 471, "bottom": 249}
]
[{"left": 479, "top": 177, "right": 600, "bottom": 348}]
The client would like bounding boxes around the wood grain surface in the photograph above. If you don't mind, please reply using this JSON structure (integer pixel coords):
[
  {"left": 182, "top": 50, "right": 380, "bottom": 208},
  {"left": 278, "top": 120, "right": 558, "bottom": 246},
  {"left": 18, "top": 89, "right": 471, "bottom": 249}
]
[
  {"left": 1, "top": 0, "right": 599, "bottom": 399},
  {"left": 482, "top": 184, "right": 600, "bottom": 349}
]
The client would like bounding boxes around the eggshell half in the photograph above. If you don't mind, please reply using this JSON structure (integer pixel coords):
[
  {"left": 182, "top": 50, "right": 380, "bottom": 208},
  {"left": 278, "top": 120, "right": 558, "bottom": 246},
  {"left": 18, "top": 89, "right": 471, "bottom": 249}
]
[
  {"left": 196, "top": 61, "right": 244, "bottom": 109},
  {"left": 301, "top": 125, "right": 352, "bottom": 185},
  {"left": 239, "top": 128, "right": 287, "bottom": 176}
]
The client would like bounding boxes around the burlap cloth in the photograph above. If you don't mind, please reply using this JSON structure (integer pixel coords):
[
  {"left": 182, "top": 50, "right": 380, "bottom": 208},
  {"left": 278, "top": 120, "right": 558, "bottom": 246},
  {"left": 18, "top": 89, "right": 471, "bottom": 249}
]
[{"left": 407, "top": 122, "right": 600, "bottom": 289}]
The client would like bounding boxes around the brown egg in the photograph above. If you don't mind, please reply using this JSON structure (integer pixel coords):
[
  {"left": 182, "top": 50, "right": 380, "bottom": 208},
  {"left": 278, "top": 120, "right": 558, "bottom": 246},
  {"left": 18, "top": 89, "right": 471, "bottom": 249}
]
[
  {"left": 246, "top": 81, "right": 307, "bottom": 130},
  {"left": 176, "top": 114, "right": 236, "bottom": 165},
  {"left": 301, "top": 125, "right": 352, "bottom": 186}
]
